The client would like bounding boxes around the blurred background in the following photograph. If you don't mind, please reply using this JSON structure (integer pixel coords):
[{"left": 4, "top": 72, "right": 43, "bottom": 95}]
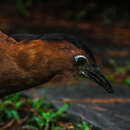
[{"left": 0, "top": 0, "right": 130, "bottom": 130}]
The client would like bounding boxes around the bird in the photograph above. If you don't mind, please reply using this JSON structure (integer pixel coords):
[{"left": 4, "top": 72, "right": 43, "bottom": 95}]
[{"left": 0, "top": 31, "right": 114, "bottom": 98}]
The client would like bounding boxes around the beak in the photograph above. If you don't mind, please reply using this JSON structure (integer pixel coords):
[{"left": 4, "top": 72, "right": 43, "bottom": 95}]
[{"left": 81, "top": 69, "right": 114, "bottom": 94}]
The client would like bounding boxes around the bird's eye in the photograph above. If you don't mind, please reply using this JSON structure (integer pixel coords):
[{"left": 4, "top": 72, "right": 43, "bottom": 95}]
[{"left": 74, "top": 55, "right": 88, "bottom": 65}]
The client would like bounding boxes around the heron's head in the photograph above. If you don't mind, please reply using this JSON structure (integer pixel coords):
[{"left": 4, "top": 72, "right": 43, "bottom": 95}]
[{"left": 39, "top": 38, "right": 114, "bottom": 94}]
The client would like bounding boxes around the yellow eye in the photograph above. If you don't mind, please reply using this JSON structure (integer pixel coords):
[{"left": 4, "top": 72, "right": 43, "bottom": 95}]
[{"left": 74, "top": 55, "right": 88, "bottom": 65}]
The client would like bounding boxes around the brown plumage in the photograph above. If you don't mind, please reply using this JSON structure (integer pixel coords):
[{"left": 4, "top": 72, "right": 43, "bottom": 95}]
[{"left": 0, "top": 31, "right": 114, "bottom": 97}]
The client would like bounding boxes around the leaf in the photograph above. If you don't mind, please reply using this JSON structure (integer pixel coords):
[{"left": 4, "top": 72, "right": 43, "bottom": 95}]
[
  {"left": 5, "top": 109, "right": 13, "bottom": 119},
  {"left": 33, "top": 116, "right": 44, "bottom": 128},
  {"left": 4, "top": 92, "right": 22, "bottom": 102},
  {"left": 32, "top": 99, "right": 44, "bottom": 109},
  {"left": 5, "top": 109, "right": 20, "bottom": 121},
  {"left": 12, "top": 92, "right": 22, "bottom": 101},
  {"left": 124, "top": 77, "right": 130, "bottom": 85},
  {"left": 15, "top": 101, "right": 22, "bottom": 109},
  {"left": 3, "top": 100, "right": 12, "bottom": 106},
  {"left": 10, "top": 110, "right": 20, "bottom": 121},
  {"left": 55, "top": 103, "right": 70, "bottom": 116},
  {"left": 42, "top": 112, "right": 52, "bottom": 122},
  {"left": 82, "top": 122, "right": 90, "bottom": 130}
]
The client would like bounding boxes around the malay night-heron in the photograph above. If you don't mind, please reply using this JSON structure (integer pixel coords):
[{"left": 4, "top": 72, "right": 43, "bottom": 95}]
[{"left": 0, "top": 32, "right": 114, "bottom": 98}]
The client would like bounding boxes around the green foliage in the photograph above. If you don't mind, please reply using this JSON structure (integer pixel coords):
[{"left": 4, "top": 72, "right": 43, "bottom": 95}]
[
  {"left": 124, "top": 77, "right": 130, "bottom": 86},
  {"left": 106, "top": 59, "right": 130, "bottom": 86},
  {"left": 4, "top": 109, "right": 20, "bottom": 121},
  {"left": 76, "top": 122, "right": 92, "bottom": 130},
  {"left": 28, "top": 100, "right": 70, "bottom": 130},
  {"left": 0, "top": 92, "right": 22, "bottom": 121},
  {"left": 0, "top": 92, "right": 95, "bottom": 129}
]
